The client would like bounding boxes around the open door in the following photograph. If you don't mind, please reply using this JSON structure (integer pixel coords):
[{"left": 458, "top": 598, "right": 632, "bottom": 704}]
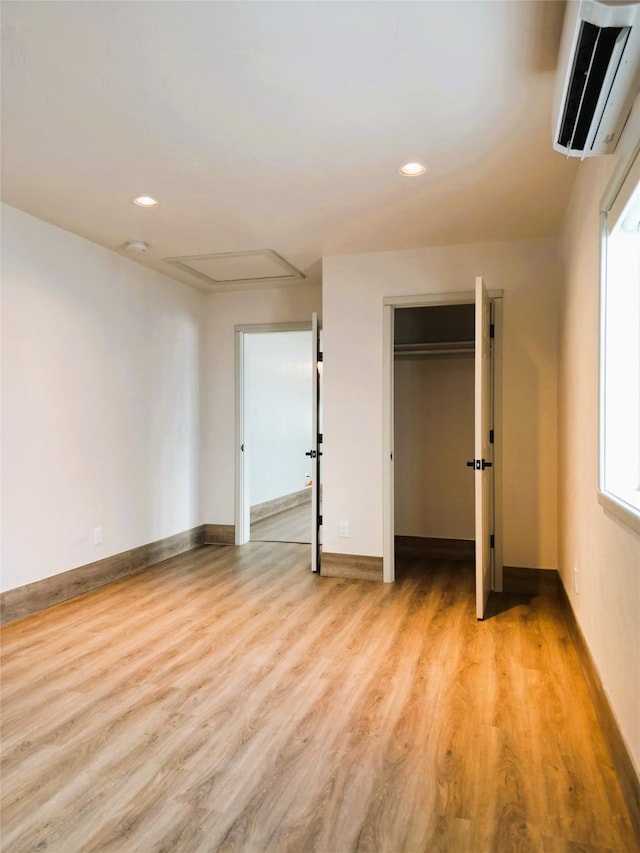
[
  {"left": 309, "top": 312, "right": 322, "bottom": 573},
  {"left": 382, "top": 304, "right": 395, "bottom": 582},
  {"left": 475, "top": 276, "right": 493, "bottom": 619}
]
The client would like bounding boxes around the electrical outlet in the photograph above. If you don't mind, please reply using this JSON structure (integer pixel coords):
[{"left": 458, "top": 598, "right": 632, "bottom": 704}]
[
  {"left": 339, "top": 520, "right": 349, "bottom": 537},
  {"left": 573, "top": 566, "right": 579, "bottom": 594},
  {"left": 94, "top": 526, "right": 103, "bottom": 546}
]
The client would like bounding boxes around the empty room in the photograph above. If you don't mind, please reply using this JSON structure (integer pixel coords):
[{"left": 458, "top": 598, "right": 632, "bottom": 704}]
[{"left": 1, "top": 1, "right": 639, "bottom": 851}]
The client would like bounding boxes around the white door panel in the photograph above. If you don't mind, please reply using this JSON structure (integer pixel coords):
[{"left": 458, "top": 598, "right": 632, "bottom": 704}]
[
  {"left": 475, "top": 277, "right": 493, "bottom": 619},
  {"left": 310, "top": 312, "right": 321, "bottom": 573}
]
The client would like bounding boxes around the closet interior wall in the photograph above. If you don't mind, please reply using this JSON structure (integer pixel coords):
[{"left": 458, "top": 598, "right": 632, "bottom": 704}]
[{"left": 393, "top": 305, "right": 475, "bottom": 542}]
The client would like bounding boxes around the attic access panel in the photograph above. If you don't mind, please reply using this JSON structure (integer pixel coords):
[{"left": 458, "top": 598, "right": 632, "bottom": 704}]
[{"left": 164, "top": 249, "right": 305, "bottom": 288}]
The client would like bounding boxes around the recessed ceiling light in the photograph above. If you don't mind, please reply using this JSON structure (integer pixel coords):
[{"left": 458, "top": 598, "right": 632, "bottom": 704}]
[
  {"left": 132, "top": 196, "right": 158, "bottom": 207},
  {"left": 124, "top": 241, "right": 149, "bottom": 252},
  {"left": 399, "top": 162, "right": 426, "bottom": 177}
]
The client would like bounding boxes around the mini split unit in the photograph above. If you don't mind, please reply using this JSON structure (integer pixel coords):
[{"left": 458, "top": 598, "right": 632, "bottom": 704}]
[{"left": 553, "top": 0, "right": 640, "bottom": 157}]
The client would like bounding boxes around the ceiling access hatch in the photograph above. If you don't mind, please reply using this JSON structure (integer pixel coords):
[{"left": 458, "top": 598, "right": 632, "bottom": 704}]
[{"left": 163, "top": 249, "right": 305, "bottom": 289}]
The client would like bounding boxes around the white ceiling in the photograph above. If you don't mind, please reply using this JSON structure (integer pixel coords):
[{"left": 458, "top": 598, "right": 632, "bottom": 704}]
[{"left": 1, "top": 0, "right": 578, "bottom": 292}]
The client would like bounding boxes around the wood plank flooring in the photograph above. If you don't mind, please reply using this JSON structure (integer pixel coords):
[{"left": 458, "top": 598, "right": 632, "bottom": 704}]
[
  {"left": 251, "top": 503, "right": 311, "bottom": 544},
  {"left": 1, "top": 543, "right": 637, "bottom": 852}
]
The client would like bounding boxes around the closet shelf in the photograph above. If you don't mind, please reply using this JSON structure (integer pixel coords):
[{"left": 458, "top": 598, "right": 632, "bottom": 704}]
[{"left": 394, "top": 340, "right": 475, "bottom": 358}]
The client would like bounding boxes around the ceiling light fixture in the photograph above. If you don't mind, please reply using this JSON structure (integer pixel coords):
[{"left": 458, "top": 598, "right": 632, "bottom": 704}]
[
  {"left": 132, "top": 195, "right": 158, "bottom": 207},
  {"left": 124, "top": 241, "right": 149, "bottom": 252},
  {"left": 399, "top": 162, "right": 426, "bottom": 177}
]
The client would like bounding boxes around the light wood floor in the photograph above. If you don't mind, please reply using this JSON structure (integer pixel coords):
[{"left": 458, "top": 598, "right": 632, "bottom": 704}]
[
  {"left": 1, "top": 543, "right": 637, "bottom": 852},
  {"left": 251, "top": 503, "right": 312, "bottom": 544}
]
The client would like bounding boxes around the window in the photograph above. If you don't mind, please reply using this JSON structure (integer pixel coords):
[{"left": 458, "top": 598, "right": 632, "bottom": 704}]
[{"left": 599, "top": 146, "right": 640, "bottom": 532}]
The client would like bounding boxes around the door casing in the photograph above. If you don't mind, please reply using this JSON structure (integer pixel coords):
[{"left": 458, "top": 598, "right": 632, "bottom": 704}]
[{"left": 382, "top": 290, "right": 503, "bottom": 588}]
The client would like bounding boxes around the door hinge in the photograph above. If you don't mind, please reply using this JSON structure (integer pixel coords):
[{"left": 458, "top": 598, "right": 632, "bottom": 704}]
[
  {"left": 490, "top": 323, "right": 495, "bottom": 339},
  {"left": 318, "top": 433, "right": 323, "bottom": 444},
  {"left": 317, "top": 352, "right": 324, "bottom": 362},
  {"left": 489, "top": 429, "right": 494, "bottom": 444},
  {"left": 490, "top": 534, "right": 495, "bottom": 549},
  {"left": 319, "top": 515, "right": 323, "bottom": 526}
]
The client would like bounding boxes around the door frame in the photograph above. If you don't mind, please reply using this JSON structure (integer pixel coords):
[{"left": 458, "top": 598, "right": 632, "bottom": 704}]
[
  {"left": 234, "top": 321, "right": 313, "bottom": 546},
  {"left": 382, "top": 290, "right": 503, "bottom": 587}
]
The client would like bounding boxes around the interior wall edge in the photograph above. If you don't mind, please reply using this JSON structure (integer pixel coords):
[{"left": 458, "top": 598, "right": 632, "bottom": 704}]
[
  {"left": 502, "top": 566, "right": 560, "bottom": 596},
  {"left": 202, "top": 524, "right": 236, "bottom": 545},
  {"left": 0, "top": 526, "right": 206, "bottom": 625},
  {"left": 2, "top": 202, "right": 205, "bottom": 593},
  {"left": 556, "top": 92, "right": 640, "bottom": 781},
  {"left": 557, "top": 576, "right": 640, "bottom": 843},
  {"left": 394, "top": 536, "right": 475, "bottom": 562},
  {"left": 250, "top": 489, "right": 311, "bottom": 524},
  {"left": 321, "top": 553, "right": 383, "bottom": 582}
]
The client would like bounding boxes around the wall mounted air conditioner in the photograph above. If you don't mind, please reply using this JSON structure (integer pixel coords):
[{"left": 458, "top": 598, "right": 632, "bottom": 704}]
[{"left": 553, "top": 0, "right": 640, "bottom": 157}]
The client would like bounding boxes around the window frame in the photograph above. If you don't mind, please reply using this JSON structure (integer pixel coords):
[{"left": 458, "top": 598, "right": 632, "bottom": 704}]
[{"left": 598, "top": 140, "right": 640, "bottom": 535}]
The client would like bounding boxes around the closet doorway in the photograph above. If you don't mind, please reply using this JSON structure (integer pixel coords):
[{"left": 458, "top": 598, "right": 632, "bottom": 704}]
[
  {"left": 382, "top": 282, "right": 503, "bottom": 619},
  {"left": 394, "top": 302, "right": 475, "bottom": 554}
]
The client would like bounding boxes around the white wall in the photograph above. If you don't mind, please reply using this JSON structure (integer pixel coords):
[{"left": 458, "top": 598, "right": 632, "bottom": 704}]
[
  {"left": 394, "top": 356, "right": 475, "bottom": 539},
  {"left": 200, "top": 284, "right": 322, "bottom": 526},
  {"left": 322, "top": 238, "right": 560, "bottom": 567},
  {"left": 245, "top": 331, "right": 312, "bottom": 506},
  {"left": 558, "top": 99, "right": 640, "bottom": 774},
  {"left": 1, "top": 203, "right": 204, "bottom": 593}
]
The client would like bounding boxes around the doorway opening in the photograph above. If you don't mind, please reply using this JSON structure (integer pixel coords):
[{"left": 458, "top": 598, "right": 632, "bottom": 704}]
[
  {"left": 235, "top": 316, "right": 323, "bottom": 571},
  {"left": 246, "top": 329, "right": 313, "bottom": 544},
  {"left": 235, "top": 324, "right": 312, "bottom": 546},
  {"left": 394, "top": 302, "right": 476, "bottom": 574},
  {"left": 382, "top": 283, "right": 503, "bottom": 619}
]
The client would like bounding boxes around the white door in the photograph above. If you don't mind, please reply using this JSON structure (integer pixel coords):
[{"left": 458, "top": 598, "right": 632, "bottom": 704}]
[
  {"left": 382, "top": 305, "right": 395, "bottom": 582},
  {"left": 310, "top": 312, "right": 321, "bottom": 573},
  {"left": 475, "top": 276, "right": 493, "bottom": 619}
]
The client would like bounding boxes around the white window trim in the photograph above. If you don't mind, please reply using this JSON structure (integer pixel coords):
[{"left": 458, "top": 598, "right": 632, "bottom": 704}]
[
  {"left": 598, "top": 140, "right": 640, "bottom": 535},
  {"left": 598, "top": 491, "right": 640, "bottom": 535}
]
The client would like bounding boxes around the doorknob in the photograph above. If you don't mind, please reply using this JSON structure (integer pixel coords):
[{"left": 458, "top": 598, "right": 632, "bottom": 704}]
[
  {"left": 305, "top": 450, "right": 317, "bottom": 458},
  {"left": 466, "top": 458, "right": 492, "bottom": 470}
]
